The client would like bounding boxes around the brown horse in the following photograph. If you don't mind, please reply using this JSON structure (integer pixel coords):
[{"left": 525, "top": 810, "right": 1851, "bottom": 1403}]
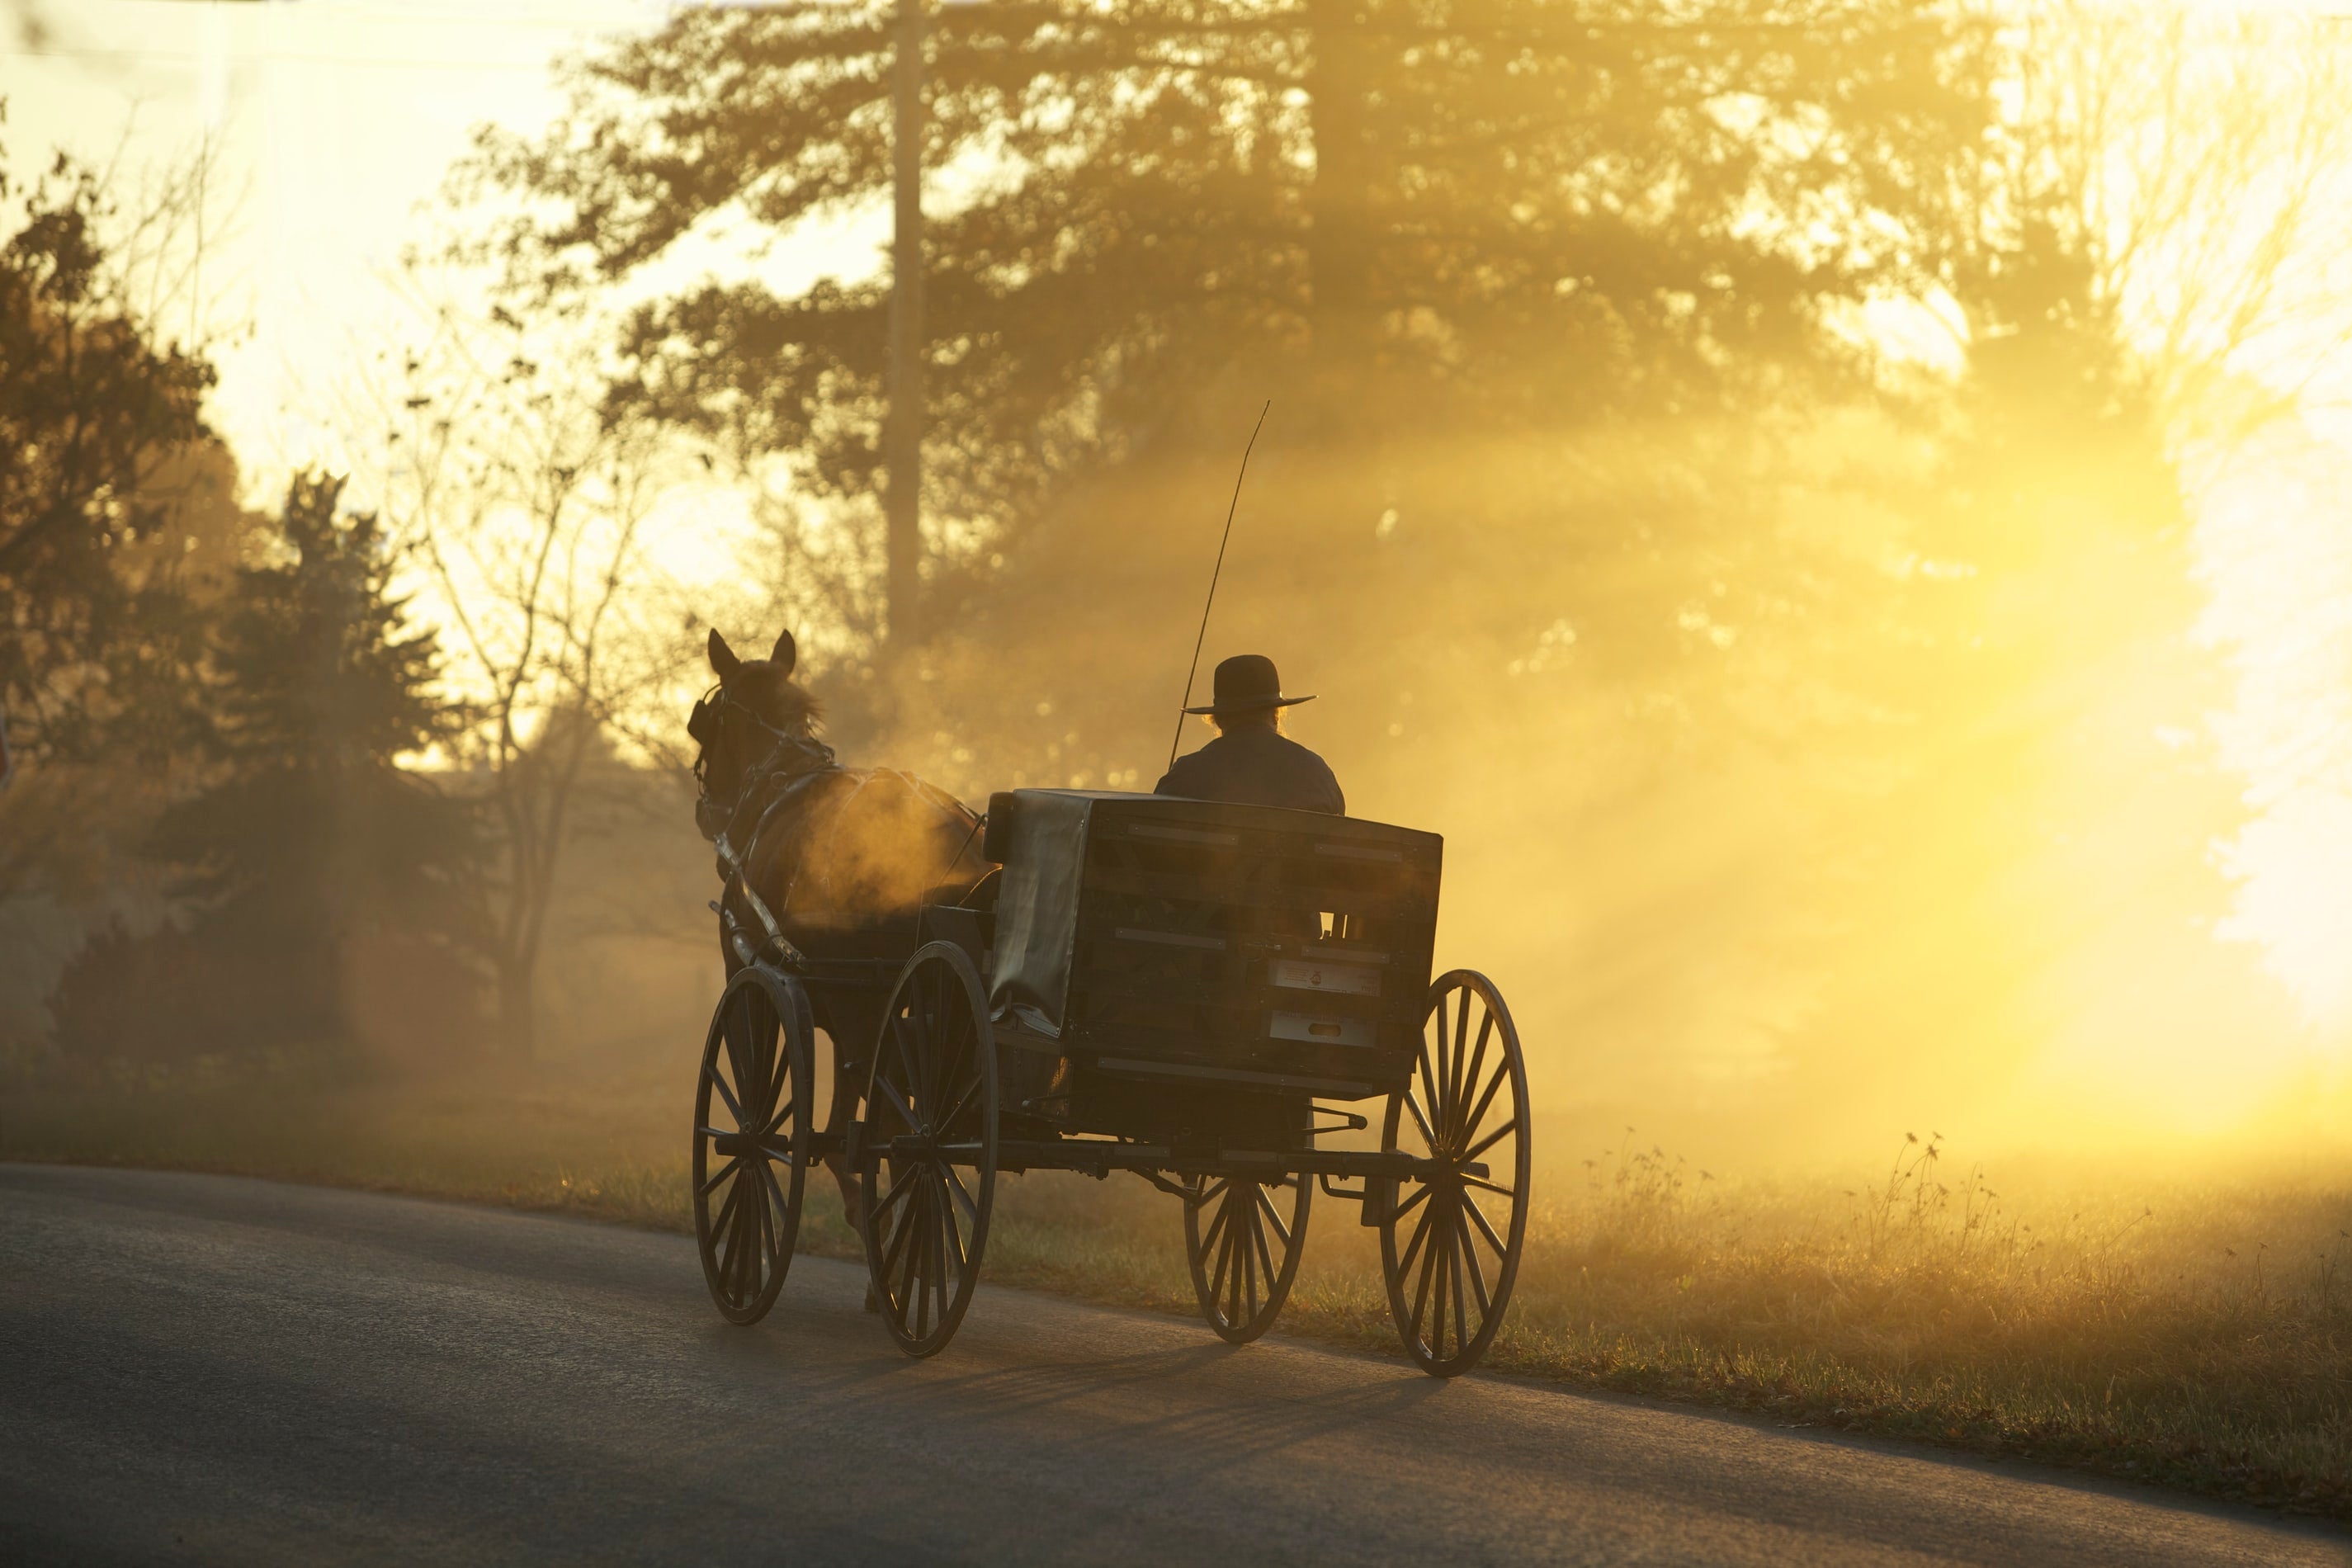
[{"left": 691, "top": 627, "right": 992, "bottom": 1221}]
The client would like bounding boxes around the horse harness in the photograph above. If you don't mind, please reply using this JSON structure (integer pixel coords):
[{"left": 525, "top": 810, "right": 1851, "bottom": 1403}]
[{"left": 691, "top": 683, "right": 839, "bottom": 967}]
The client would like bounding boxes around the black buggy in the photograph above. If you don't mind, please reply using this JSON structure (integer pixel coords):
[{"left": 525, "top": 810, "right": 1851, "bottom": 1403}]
[{"left": 691, "top": 788, "right": 1531, "bottom": 1377}]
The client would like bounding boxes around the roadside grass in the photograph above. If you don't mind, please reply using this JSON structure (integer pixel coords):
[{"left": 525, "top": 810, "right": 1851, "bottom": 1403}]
[{"left": 7, "top": 1076, "right": 2350, "bottom": 1521}]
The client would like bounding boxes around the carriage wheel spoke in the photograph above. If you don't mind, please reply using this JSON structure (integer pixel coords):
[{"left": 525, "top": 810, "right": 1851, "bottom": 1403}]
[
  {"left": 1396, "top": 1192, "right": 1439, "bottom": 1286},
  {"left": 1237, "top": 1216, "right": 1255, "bottom": 1324},
  {"left": 900, "top": 1188, "right": 928, "bottom": 1334},
  {"left": 914, "top": 1188, "right": 937, "bottom": 1339},
  {"left": 1457, "top": 1213, "right": 1492, "bottom": 1318},
  {"left": 705, "top": 1063, "right": 746, "bottom": 1129},
  {"left": 934, "top": 1013, "right": 974, "bottom": 1120},
  {"left": 752, "top": 1169, "right": 776, "bottom": 1286},
  {"left": 872, "top": 1165, "right": 919, "bottom": 1219},
  {"left": 898, "top": 1193, "right": 927, "bottom": 1330},
  {"left": 697, "top": 1154, "right": 743, "bottom": 1197},
  {"left": 711, "top": 1167, "right": 745, "bottom": 1242},
  {"left": 760, "top": 1156, "right": 791, "bottom": 1231},
  {"left": 1465, "top": 1117, "right": 1518, "bottom": 1164},
  {"left": 1389, "top": 1180, "right": 1433, "bottom": 1223},
  {"left": 1420, "top": 1212, "right": 1439, "bottom": 1363},
  {"left": 762, "top": 1096, "right": 797, "bottom": 1141},
  {"left": 1462, "top": 1189, "right": 1508, "bottom": 1260},
  {"left": 1403, "top": 1091, "right": 1438, "bottom": 1151},
  {"left": 1410, "top": 1216, "right": 1439, "bottom": 1344},
  {"left": 932, "top": 1195, "right": 952, "bottom": 1331},
  {"left": 938, "top": 1171, "right": 969, "bottom": 1273},
  {"left": 935, "top": 1078, "right": 980, "bottom": 1139},
  {"left": 1452, "top": 1013, "right": 1495, "bottom": 1142},
  {"left": 763, "top": 1038, "right": 796, "bottom": 1122},
  {"left": 879, "top": 1178, "right": 921, "bottom": 1287},
  {"left": 712, "top": 1183, "right": 741, "bottom": 1300},
  {"left": 1449, "top": 1215, "right": 1472, "bottom": 1349},
  {"left": 1249, "top": 1207, "right": 1266, "bottom": 1322},
  {"left": 873, "top": 1076, "right": 918, "bottom": 1136},
  {"left": 1200, "top": 1192, "right": 1235, "bottom": 1259},
  {"left": 942, "top": 1163, "right": 979, "bottom": 1225},
  {"left": 1462, "top": 1175, "right": 1517, "bottom": 1200},
  {"left": 1208, "top": 1207, "right": 1236, "bottom": 1314},
  {"left": 1461, "top": 1060, "right": 1510, "bottom": 1147},
  {"left": 1415, "top": 1038, "right": 1443, "bottom": 1139},
  {"left": 1254, "top": 1183, "right": 1293, "bottom": 1249},
  {"left": 1450, "top": 989, "right": 1472, "bottom": 1108},
  {"left": 1249, "top": 1196, "right": 1279, "bottom": 1299},
  {"left": 725, "top": 1177, "right": 757, "bottom": 1302}
]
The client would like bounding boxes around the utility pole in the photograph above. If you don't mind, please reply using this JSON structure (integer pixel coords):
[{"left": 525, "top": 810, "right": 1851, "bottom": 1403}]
[{"left": 884, "top": 0, "right": 926, "bottom": 653}]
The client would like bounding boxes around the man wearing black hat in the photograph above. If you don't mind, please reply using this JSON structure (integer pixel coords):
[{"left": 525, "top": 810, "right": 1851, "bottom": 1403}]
[{"left": 1155, "top": 654, "right": 1344, "bottom": 815}]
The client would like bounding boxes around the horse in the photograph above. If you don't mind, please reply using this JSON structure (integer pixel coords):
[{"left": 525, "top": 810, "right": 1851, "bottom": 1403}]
[{"left": 689, "top": 626, "right": 993, "bottom": 1224}]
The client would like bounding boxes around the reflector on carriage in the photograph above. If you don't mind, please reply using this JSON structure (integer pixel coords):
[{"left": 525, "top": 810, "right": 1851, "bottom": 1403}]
[{"left": 985, "top": 790, "right": 1442, "bottom": 1101}]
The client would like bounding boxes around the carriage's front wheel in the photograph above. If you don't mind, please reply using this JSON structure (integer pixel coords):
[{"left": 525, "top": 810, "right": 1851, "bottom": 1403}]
[
  {"left": 1380, "top": 971, "right": 1531, "bottom": 1377},
  {"left": 858, "top": 941, "right": 998, "bottom": 1358},
  {"left": 1183, "top": 1170, "right": 1311, "bottom": 1344},
  {"left": 692, "top": 966, "right": 813, "bottom": 1325}
]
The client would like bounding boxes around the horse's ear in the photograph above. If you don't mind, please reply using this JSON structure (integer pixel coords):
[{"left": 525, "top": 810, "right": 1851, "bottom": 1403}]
[
  {"left": 707, "top": 628, "right": 741, "bottom": 681},
  {"left": 769, "top": 629, "right": 797, "bottom": 675}
]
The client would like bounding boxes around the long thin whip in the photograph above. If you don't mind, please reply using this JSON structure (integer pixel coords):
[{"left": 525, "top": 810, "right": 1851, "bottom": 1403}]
[{"left": 1168, "top": 400, "right": 1272, "bottom": 772}]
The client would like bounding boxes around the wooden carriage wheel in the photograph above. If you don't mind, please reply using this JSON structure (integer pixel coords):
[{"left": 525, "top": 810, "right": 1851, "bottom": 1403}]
[
  {"left": 859, "top": 941, "right": 999, "bottom": 1358},
  {"left": 692, "top": 966, "right": 813, "bottom": 1325},
  {"left": 1380, "top": 971, "right": 1531, "bottom": 1377},
  {"left": 1183, "top": 1169, "right": 1311, "bottom": 1344}
]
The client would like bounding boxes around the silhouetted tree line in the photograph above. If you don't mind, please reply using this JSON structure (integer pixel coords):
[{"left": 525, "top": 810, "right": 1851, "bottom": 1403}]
[
  {"left": 0, "top": 125, "right": 489, "bottom": 1079},
  {"left": 4, "top": 0, "right": 2325, "bottom": 1128}
]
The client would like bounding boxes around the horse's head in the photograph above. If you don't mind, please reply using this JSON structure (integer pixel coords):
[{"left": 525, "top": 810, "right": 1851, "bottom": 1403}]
[{"left": 691, "top": 627, "right": 824, "bottom": 812}]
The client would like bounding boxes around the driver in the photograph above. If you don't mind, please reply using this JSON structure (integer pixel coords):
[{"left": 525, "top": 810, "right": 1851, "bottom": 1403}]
[{"left": 1154, "top": 654, "right": 1344, "bottom": 815}]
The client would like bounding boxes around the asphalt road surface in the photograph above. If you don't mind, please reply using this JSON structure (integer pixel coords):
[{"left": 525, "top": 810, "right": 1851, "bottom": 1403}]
[{"left": 2, "top": 1164, "right": 2344, "bottom": 1567}]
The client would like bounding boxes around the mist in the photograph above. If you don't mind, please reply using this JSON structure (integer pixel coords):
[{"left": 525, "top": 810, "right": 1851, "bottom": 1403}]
[{"left": 9, "top": 0, "right": 2352, "bottom": 1193}]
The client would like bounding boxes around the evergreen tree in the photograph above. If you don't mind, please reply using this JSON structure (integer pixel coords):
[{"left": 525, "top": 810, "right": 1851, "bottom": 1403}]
[{"left": 143, "top": 471, "right": 477, "bottom": 1055}]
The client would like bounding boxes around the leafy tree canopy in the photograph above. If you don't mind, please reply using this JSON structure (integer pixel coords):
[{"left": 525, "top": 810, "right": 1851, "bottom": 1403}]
[
  {"left": 0, "top": 118, "right": 225, "bottom": 762},
  {"left": 464, "top": 0, "right": 1995, "bottom": 666}
]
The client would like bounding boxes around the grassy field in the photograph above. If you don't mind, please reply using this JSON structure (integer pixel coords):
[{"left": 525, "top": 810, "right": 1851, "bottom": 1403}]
[{"left": 7, "top": 1070, "right": 2351, "bottom": 1523}]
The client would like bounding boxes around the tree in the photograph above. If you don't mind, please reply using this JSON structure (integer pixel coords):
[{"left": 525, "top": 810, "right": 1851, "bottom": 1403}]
[
  {"left": 460, "top": 0, "right": 1994, "bottom": 678},
  {"left": 1776, "top": 1, "right": 2345, "bottom": 1127},
  {"left": 0, "top": 118, "right": 224, "bottom": 763},
  {"left": 361, "top": 294, "right": 687, "bottom": 1064},
  {"left": 128, "top": 472, "right": 475, "bottom": 1051}
]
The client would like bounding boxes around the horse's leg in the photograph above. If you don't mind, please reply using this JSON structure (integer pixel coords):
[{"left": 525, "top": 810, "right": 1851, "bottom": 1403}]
[
  {"left": 814, "top": 993, "right": 883, "bottom": 1230},
  {"left": 814, "top": 992, "right": 886, "bottom": 1313}
]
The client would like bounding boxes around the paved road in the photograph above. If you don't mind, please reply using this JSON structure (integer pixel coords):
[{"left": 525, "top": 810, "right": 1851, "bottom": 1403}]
[{"left": 1, "top": 1165, "right": 2342, "bottom": 1567}]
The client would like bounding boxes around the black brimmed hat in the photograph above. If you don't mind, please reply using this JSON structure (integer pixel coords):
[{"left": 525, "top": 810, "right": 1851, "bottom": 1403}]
[{"left": 1183, "top": 654, "right": 1315, "bottom": 716}]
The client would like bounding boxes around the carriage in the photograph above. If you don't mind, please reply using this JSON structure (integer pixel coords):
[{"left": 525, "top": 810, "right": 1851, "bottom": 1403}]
[{"left": 691, "top": 786, "right": 1530, "bottom": 1377}]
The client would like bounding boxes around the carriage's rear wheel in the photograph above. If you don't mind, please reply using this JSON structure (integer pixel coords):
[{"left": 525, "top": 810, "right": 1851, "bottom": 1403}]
[
  {"left": 858, "top": 942, "right": 998, "bottom": 1358},
  {"left": 1380, "top": 971, "right": 1530, "bottom": 1377},
  {"left": 1183, "top": 1170, "right": 1311, "bottom": 1344},
  {"left": 692, "top": 966, "right": 812, "bottom": 1325}
]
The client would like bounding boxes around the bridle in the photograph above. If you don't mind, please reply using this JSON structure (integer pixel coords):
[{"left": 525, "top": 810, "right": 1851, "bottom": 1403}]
[
  {"left": 690, "top": 678, "right": 840, "bottom": 966},
  {"left": 692, "top": 682, "right": 834, "bottom": 803}
]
